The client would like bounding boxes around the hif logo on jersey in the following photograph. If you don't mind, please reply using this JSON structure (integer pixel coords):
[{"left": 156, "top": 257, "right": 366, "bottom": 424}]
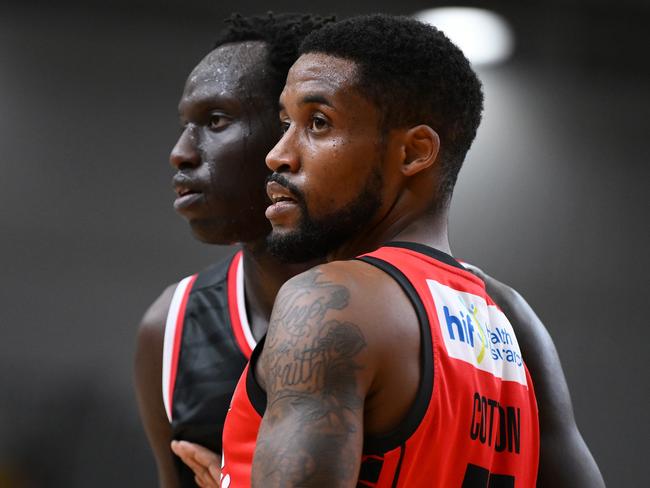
[
  {"left": 427, "top": 279, "right": 527, "bottom": 386},
  {"left": 443, "top": 300, "right": 488, "bottom": 362}
]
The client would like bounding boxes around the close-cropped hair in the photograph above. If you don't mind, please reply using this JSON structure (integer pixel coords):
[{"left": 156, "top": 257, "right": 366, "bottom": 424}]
[
  {"left": 300, "top": 14, "right": 484, "bottom": 202},
  {"left": 214, "top": 12, "right": 336, "bottom": 98}
]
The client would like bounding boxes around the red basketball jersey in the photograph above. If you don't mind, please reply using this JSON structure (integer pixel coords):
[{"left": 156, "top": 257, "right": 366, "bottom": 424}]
[{"left": 221, "top": 242, "right": 539, "bottom": 487}]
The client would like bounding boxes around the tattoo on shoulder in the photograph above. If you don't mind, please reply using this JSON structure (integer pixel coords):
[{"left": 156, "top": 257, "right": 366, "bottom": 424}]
[{"left": 269, "top": 269, "right": 351, "bottom": 342}]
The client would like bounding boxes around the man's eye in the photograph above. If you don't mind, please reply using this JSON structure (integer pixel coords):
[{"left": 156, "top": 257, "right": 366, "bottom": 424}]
[
  {"left": 310, "top": 115, "right": 329, "bottom": 132},
  {"left": 208, "top": 114, "right": 229, "bottom": 130},
  {"left": 280, "top": 120, "right": 291, "bottom": 134}
]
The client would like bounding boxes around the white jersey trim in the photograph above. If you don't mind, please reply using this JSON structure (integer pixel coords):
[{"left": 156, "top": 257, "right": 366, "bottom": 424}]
[
  {"left": 235, "top": 256, "right": 257, "bottom": 351},
  {"left": 162, "top": 275, "right": 195, "bottom": 422}
]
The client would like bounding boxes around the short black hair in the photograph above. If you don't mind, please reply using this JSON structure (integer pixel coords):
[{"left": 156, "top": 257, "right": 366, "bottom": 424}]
[
  {"left": 214, "top": 12, "right": 335, "bottom": 99},
  {"left": 300, "top": 14, "right": 484, "bottom": 203}
]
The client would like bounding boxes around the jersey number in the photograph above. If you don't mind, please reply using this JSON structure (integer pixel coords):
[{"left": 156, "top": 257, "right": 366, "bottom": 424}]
[{"left": 462, "top": 463, "right": 515, "bottom": 488}]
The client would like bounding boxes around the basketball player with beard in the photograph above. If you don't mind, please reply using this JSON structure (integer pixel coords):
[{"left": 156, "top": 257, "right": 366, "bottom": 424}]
[{"left": 215, "top": 14, "right": 605, "bottom": 488}]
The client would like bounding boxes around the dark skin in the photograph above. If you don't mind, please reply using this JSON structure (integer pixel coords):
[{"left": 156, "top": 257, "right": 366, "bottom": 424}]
[
  {"left": 133, "top": 41, "right": 315, "bottom": 488},
  {"left": 247, "top": 53, "right": 605, "bottom": 487},
  {"left": 150, "top": 50, "right": 604, "bottom": 487},
  {"left": 466, "top": 265, "right": 605, "bottom": 488}
]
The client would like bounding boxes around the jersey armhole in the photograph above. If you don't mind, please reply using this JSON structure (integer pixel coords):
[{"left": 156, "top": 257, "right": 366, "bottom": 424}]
[
  {"left": 355, "top": 256, "right": 434, "bottom": 455},
  {"left": 245, "top": 337, "right": 268, "bottom": 417},
  {"left": 161, "top": 274, "right": 198, "bottom": 422}
]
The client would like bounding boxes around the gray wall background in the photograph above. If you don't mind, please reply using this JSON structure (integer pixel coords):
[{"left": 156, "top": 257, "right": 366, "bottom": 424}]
[{"left": 0, "top": 0, "right": 647, "bottom": 486}]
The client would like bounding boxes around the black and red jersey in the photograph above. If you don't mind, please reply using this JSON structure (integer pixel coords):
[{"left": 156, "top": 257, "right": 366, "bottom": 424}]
[
  {"left": 161, "top": 250, "right": 257, "bottom": 486},
  {"left": 221, "top": 242, "right": 539, "bottom": 487}
]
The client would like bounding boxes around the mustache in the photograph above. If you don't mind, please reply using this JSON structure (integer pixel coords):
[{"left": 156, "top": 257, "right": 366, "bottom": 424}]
[{"left": 266, "top": 173, "right": 305, "bottom": 204}]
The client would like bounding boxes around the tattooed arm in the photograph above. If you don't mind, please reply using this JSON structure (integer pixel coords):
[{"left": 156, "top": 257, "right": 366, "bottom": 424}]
[{"left": 251, "top": 265, "right": 377, "bottom": 487}]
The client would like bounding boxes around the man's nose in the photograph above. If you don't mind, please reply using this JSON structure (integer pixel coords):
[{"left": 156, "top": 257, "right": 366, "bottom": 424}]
[
  {"left": 170, "top": 128, "right": 200, "bottom": 170},
  {"left": 266, "top": 128, "right": 300, "bottom": 174}
]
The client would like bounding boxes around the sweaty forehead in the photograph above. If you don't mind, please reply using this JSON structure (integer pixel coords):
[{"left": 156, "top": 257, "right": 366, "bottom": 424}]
[
  {"left": 284, "top": 53, "right": 360, "bottom": 97},
  {"left": 183, "top": 41, "right": 271, "bottom": 101}
]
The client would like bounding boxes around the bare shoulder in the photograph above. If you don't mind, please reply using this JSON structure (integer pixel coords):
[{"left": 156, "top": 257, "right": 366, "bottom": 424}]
[
  {"left": 273, "top": 260, "right": 417, "bottom": 350},
  {"left": 138, "top": 283, "right": 177, "bottom": 340},
  {"left": 134, "top": 283, "right": 176, "bottom": 405},
  {"left": 263, "top": 262, "right": 395, "bottom": 381},
  {"left": 465, "top": 266, "right": 563, "bottom": 385},
  {"left": 266, "top": 262, "right": 371, "bottom": 356},
  {"left": 134, "top": 281, "right": 177, "bottom": 393}
]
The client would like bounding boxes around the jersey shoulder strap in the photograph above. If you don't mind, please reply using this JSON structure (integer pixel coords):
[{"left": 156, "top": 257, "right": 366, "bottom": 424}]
[{"left": 224, "top": 250, "right": 256, "bottom": 358}]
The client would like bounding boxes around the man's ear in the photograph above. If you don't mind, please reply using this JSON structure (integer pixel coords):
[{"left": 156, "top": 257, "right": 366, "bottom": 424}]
[{"left": 401, "top": 125, "right": 440, "bottom": 176}]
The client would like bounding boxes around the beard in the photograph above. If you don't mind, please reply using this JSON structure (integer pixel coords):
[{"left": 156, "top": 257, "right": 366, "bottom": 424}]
[{"left": 266, "top": 168, "right": 383, "bottom": 263}]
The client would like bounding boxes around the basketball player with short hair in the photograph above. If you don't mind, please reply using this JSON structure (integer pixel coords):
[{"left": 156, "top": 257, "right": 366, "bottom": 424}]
[
  {"left": 133, "top": 13, "right": 333, "bottom": 487},
  {"left": 218, "top": 14, "right": 606, "bottom": 487}
]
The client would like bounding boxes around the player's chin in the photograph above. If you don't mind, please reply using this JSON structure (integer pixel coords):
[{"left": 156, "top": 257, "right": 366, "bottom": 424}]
[
  {"left": 188, "top": 218, "right": 268, "bottom": 245},
  {"left": 265, "top": 227, "right": 312, "bottom": 262},
  {"left": 266, "top": 224, "right": 300, "bottom": 242}
]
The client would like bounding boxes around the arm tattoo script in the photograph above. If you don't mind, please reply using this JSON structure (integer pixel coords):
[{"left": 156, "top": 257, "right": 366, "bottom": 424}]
[{"left": 253, "top": 269, "right": 367, "bottom": 487}]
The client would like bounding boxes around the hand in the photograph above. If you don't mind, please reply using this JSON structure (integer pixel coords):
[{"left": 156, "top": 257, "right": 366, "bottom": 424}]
[{"left": 171, "top": 440, "right": 221, "bottom": 488}]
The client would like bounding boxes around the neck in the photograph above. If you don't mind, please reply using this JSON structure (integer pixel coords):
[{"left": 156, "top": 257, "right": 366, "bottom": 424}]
[
  {"left": 327, "top": 200, "right": 451, "bottom": 262},
  {"left": 240, "top": 239, "right": 319, "bottom": 339},
  {"left": 390, "top": 210, "right": 451, "bottom": 254}
]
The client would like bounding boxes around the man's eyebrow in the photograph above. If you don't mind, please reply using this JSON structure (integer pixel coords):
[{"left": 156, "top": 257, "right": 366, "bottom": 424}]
[
  {"left": 179, "top": 93, "right": 237, "bottom": 113},
  {"left": 299, "top": 94, "right": 334, "bottom": 108},
  {"left": 278, "top": 93, "right": 335, "bottom": 113}
]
